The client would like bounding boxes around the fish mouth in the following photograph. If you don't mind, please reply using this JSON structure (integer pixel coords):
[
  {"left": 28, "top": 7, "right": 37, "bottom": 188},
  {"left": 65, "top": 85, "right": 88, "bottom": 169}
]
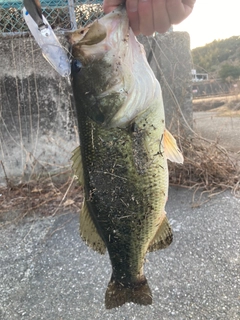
[
  {"left": 65, "top": 33, "right": 76, "bottom": 46},
  {"left": 65, "top": 6, "right": 128, "bottom": 47},
  {"left": 66, "top": 20, "right": 107, "bottom": 46}
]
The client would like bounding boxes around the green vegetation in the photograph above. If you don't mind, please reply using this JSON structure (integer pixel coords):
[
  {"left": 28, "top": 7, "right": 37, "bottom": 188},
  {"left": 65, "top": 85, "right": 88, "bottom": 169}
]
[
  {"left": 192, "top": 36, "right": 240, "bottom": 79},
  {"left": 219, "top": 64, "right": 240, "bottom": 81}
]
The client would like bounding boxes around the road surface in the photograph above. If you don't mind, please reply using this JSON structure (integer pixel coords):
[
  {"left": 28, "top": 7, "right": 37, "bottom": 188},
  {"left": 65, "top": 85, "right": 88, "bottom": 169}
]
[{"left": 0, "top": 187, "right": 239, "bottom": 320}]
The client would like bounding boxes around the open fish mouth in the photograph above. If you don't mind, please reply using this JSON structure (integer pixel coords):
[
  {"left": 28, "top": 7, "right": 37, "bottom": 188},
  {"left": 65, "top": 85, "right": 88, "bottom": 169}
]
[
  {"left": 66, "top": 6, "right": 130, "bottom": 61},
  {"left": 65, "top": 20, "right": 106, "bottom": 46}
]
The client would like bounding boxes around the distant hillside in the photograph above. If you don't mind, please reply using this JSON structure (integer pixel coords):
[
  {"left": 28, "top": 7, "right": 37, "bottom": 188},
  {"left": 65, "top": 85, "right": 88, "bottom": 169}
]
[{"left": 191, "top": 36, "right": 240, "bottom": 80}]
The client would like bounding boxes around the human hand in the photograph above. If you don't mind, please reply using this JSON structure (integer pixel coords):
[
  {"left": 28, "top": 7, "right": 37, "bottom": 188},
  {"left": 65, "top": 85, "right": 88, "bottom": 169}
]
[{"left": 103, "top": 0, "right": 195, "bottom": 36}]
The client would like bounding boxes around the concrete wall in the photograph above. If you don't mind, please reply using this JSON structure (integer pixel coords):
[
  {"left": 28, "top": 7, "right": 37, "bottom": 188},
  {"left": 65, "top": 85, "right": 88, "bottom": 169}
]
[
  {"left": 0, "top": 32, "right": 192, "bottom": 185},
  {"left": 0, "top": 35, "right": 77, "bottom": 185},
  {"left": 139, "top": 32, "right": 192, "bottom": 134}
]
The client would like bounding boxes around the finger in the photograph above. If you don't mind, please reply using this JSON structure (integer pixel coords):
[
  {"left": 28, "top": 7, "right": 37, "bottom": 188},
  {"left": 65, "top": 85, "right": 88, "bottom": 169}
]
[
  {"left": 152, "top": 0, "right": 171, "bottom": 34},
  {"left": 103, "top": 0, "right": 124, "bottom": 13},
  {"left": 126, "top": 0, "right": 140, "bottom": 35},
  {"left": 182, "top": 0, "right": 195, "bottom": 9},
  {"left": 167, "top": 0, "right": 195, "bottom": 24},
  {"left": 138, "top": 0, "right": 155, "bottom": 36}
]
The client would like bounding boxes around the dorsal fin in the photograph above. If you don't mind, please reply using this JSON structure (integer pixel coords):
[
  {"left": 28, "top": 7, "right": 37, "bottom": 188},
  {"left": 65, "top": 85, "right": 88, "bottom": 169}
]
[
  {"left": 162, "top": 129, "right": 184, "bottom": 164},
  {"left": 147, "top": 213, "right": 173, "bottom": 252},
  {"left": 71, "top": 146, "right": 84, "bottom": 185},
  {"left": 80, "top": 200, "right": 106, "bottom": 254}
]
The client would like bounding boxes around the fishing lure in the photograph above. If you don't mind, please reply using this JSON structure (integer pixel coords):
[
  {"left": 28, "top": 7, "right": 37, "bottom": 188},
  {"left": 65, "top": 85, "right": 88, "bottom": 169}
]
[{"left": 22, "top": 5, "right": 71, "bottom": 77}]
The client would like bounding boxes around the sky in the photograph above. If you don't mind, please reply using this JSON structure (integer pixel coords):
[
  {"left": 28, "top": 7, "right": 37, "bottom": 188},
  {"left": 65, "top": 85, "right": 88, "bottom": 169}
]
[{"left": 173, "top": 0, "right": 240, "bottom": 49}]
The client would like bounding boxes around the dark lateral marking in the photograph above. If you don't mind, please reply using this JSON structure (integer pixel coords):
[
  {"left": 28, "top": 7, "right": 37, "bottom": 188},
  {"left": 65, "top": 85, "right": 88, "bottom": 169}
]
[{"left": 158, "top": 134, "right": 164, "bottom": 157}]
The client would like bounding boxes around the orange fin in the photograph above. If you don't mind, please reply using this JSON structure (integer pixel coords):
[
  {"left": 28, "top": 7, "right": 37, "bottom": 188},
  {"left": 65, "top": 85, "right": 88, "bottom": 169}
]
[
  {"left": 105, "top": 277, "right": 152, "bottom": 309},
  {"left": 147, "top": 213, "right": 173, "bottom": 252},
  {"left": 162, "top": 129, "right": 184, "bottom": 164}
]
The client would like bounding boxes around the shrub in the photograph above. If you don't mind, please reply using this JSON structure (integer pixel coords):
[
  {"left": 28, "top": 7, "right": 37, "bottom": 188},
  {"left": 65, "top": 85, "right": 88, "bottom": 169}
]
[{"left": 219, "top": 64, "right": 240, "bottom": 81}]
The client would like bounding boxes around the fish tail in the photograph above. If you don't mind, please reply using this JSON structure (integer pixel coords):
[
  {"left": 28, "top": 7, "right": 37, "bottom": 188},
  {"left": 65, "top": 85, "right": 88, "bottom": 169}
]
[{"left": 105, "top": 276, "right": 152, "bottom": 309}]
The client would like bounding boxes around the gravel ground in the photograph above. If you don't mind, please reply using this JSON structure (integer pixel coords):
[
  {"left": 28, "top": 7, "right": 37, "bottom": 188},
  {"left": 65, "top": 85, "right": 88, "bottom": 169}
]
[
  {"left": 0, "top": 187, "right": 239, "bottom": 320},
  {"left": 193, "top": 112, "right": 240, "bottom": 153}
]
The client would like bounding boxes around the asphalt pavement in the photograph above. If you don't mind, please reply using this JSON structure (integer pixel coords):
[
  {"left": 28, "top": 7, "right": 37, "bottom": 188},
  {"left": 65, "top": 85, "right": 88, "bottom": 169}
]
[
  {"left": 193, "top": 111, "right": 240, "bottom": 153},
  {"left": 0, "top": 187, "right": 239, "bottom": 320}
]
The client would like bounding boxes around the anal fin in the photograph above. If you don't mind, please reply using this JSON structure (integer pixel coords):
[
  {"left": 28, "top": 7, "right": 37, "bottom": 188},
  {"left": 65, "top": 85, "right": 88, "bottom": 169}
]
[
  {"left": 80, "top": 199, "right": 106, "bottom": 254},
  {"left": 147, "top": 213, "right": 173, "bottom": 252}
]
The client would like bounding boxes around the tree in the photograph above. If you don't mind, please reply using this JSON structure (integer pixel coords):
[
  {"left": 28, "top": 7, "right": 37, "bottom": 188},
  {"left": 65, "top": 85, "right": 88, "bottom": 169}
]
[
  {"left": 192, "top": 36, "right": 240, "bottom": 73},
  {"left": 219, "top": 64, "right": 240, "bottom": 81}
]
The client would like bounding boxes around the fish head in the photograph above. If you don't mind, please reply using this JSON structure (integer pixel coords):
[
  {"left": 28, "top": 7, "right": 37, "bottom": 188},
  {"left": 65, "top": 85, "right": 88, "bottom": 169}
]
[
  {"left": 66, "top": 6, "right": 161, "bottom": 127},
  {"left": 66, "top": 20, "right": 107, "bottom": 60},
  {"left": 66, "top": 6, "right": 129, "bottom": 63}
]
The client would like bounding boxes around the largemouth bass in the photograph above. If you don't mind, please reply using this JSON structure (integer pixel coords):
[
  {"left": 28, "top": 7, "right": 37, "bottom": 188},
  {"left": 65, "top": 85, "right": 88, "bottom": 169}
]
[{"left": 67, "top": 6, "right": 183, "bottom": 309}]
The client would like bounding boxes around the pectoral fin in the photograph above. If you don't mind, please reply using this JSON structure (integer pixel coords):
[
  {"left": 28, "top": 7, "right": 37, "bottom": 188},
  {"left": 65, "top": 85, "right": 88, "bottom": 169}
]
[
  {"left": 80, "top": 200, "right": 106, "bottom": 254},
  {"left": 147, "top": 213, "right": 173, "bottom": 252},
  {"left": 163, "top": 129, "right": 184, "bottom": 164},
  {"left": 71, "top": 146, "right": 84, "bottom": 185}
]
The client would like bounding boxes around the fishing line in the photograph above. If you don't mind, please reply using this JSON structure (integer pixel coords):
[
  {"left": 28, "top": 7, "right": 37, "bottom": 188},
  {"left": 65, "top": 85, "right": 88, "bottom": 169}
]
[
  {"left": 146, "top": 36, "right": 232, "bottom": 156},
  {"left": 146, "top": 36, "right": 195, "bottom": 135}
]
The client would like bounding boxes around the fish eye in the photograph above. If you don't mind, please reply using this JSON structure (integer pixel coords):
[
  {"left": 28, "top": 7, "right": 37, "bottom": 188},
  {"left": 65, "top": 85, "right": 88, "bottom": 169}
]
[{"left": 72, "top": 59, "right": 82, "bottom": 73}]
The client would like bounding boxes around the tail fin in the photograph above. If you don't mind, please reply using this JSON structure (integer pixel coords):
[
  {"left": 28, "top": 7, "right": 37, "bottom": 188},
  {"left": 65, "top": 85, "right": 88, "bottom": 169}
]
[{"left": 105, "top": 277, "right": 152, "bottom": 309}]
